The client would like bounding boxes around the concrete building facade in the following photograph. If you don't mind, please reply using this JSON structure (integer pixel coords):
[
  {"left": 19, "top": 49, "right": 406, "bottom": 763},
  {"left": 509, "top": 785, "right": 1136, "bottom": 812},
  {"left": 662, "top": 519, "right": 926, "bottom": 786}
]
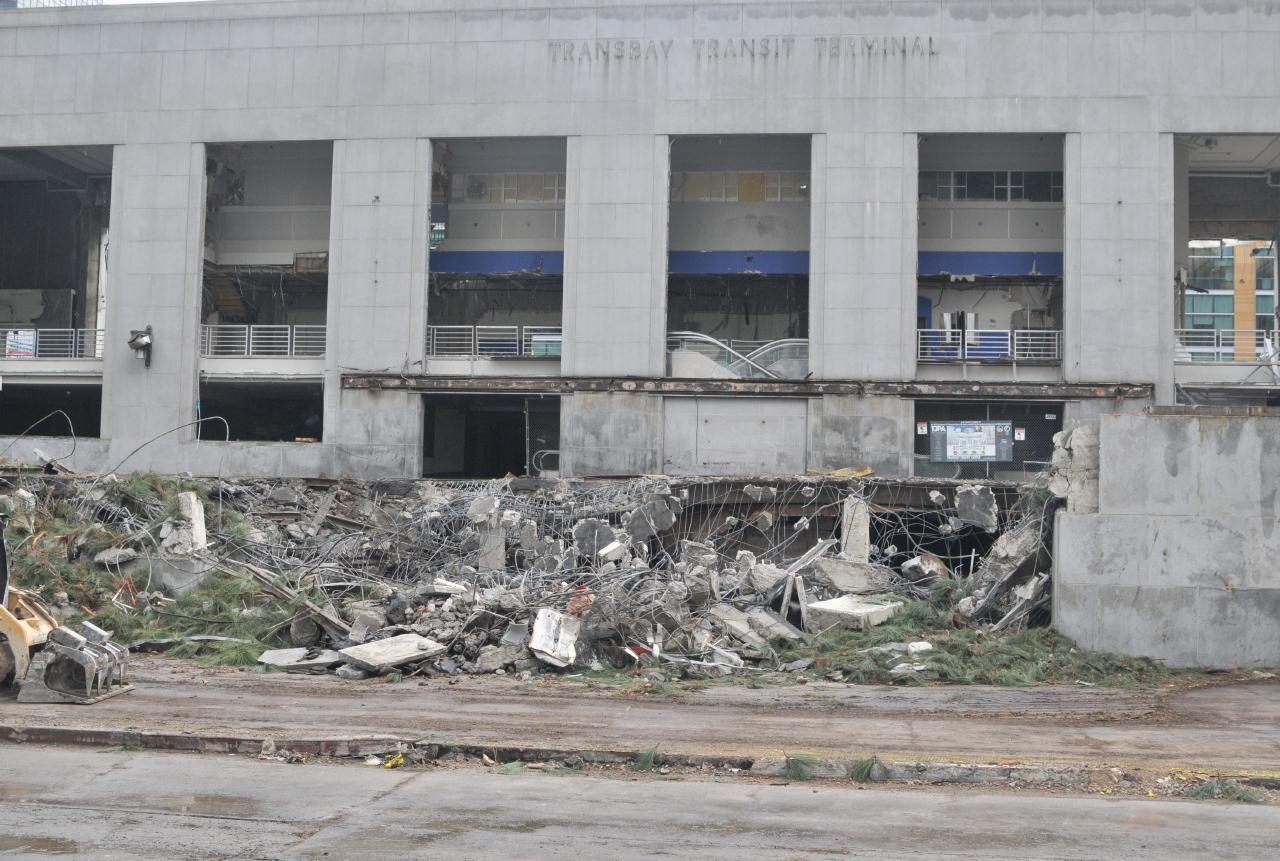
[{"left": 1, "top": 0, "right": 1278, "bottom": 479}]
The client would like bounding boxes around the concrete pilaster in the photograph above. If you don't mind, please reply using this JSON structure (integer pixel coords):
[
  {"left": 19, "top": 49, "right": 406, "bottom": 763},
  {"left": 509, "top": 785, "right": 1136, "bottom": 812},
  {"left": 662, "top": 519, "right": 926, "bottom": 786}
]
[{"left": 561, "top": 134, "right": 668, "bottom": 378}]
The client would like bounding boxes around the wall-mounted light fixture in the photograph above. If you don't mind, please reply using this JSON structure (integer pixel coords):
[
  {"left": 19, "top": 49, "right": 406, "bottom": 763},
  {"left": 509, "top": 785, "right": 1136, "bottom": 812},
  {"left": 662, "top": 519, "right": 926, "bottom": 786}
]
[{"left": 128, "top": 325, "right": 153, "bottom": 368}]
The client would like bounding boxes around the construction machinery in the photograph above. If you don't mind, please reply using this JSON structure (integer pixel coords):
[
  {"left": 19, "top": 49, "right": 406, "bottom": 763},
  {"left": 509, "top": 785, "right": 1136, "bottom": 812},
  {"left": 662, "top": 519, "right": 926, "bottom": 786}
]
[{"left": 0, "top": 514, "right": 132, "bottom": 704}]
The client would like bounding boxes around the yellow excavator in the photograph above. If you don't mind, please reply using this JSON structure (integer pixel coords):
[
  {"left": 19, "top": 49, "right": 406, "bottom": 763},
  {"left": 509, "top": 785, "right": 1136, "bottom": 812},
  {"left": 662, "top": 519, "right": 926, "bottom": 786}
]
[{"left": 0, "top": 514, "right": 132, "bottom": 704}]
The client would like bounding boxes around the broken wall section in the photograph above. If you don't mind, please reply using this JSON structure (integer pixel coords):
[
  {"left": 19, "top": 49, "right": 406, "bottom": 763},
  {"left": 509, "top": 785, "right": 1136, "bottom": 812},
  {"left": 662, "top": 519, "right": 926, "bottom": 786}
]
[{"left": 1054, "top": 409, "right": 1280, "bottom": 668}]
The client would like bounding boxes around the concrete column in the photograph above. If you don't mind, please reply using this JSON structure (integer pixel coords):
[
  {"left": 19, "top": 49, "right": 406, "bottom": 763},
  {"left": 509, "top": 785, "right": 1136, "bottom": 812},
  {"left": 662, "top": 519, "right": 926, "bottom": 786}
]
[
  {"left": 815, "top": 133, "right": 908, "bottom": 380},
  {"left": 1061, "top": 133, "right": 1083, "bottom": 383},
  {"left": 1072, "top": 132, "right": 1165, "bottom": 389},
  {"left": 808, "top": 134, "right": 828, "bottom": 378},
  {"left": 99, "top": 143, "right": 205, "bottom": 470},
  {"left": 561, "top": 134, "right": 669, "bottom": 378},
  {"left": 324, "top": 138, "right": 429, "bottom": 477}
]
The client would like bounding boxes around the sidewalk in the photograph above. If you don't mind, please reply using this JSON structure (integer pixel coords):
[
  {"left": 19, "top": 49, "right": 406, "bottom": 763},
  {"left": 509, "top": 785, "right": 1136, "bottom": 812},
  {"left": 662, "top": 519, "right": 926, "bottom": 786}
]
[{"left": 2, "top": 658, "right": 1277, "bottom": 776}]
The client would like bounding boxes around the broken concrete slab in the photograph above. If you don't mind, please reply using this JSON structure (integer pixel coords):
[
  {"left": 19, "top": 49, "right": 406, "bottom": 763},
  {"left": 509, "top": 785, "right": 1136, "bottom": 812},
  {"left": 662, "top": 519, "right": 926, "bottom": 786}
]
[
  {"left": 955, "top": 484, "right": 999, "bottom": 532},
  {"left": 472, "top": 643, "right": 527, "bottom": 674},
  {"left": 258, "top": 648, "right": 343, "bottom": 673},
  {"left": 805, "top": 596, "right": 903, "bottom": 633},
  {"left": 529, "top": 608, "right": 580, "bottom": 668},
  {"left": 94, "top": 547, "right": 138, "bottom": 568},
  {"left": 809, "top": 558, "right": 892, "bottom": 594},
  {"left": 838, "top": 495, "right": 871, "bottom": 562},
  {"left": 124, "top": 555, "right": 218, "bottom": 596},
  {"left": 339, "top": 634, "right": 446, "bottom": 673},
  {"left": 745, "top": 607, "right": 804, "bottom": 641}
]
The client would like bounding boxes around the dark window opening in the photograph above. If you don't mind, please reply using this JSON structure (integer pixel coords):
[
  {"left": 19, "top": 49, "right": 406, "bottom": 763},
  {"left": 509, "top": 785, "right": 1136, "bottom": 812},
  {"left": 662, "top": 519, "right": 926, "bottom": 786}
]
[
  {"left": 0, "top": 384, "right": 100, "bottom": 437},
  {"left": 202, "top": 142, "right": 331, "bottom": 356},
  {"left": 422, "top": 394, "right": 559, "bottom": 478},
  {"left": 0, "top": 147, "right": 113, "bottom": 342},
  {"left": 197, "top": 381, "right": 323, "bottom": 442}
]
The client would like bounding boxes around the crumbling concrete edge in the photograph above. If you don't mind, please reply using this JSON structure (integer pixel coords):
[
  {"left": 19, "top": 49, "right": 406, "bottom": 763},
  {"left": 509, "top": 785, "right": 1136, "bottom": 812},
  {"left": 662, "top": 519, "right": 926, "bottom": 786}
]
[{"left": 5, "top": 723, "right": 1277, "bottom": 789}]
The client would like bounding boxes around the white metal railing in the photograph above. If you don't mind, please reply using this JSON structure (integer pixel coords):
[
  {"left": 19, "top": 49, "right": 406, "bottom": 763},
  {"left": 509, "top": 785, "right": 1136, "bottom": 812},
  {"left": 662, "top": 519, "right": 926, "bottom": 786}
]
[
  {"left": 0, "top": 328, "right": 103, "bottom": 359},
  {"left": 200, "top": 324, "right": 327, "bottom": 358},
  {"left": 426, "top": 325, "right": 562, "bottom": 358},
  {"left": 916, "top": 329, "right": 1062, "bottom": 363},
  {"left": 1175, "top": 329, "right": 1279, "bottom": 363}
]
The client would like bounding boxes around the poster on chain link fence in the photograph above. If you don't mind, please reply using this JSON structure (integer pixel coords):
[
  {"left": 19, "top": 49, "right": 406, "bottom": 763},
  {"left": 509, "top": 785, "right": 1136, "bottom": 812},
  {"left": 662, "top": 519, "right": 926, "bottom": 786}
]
[{"left": 928, "top": 421, "right": 1014, "bottom": 463}]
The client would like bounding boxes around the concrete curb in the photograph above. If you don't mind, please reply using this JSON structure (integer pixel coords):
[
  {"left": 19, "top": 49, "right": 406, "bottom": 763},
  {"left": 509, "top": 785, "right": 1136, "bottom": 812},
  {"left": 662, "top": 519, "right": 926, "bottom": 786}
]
[{"left": 0, "top": 722, "right": 1134, "bottom": 788}]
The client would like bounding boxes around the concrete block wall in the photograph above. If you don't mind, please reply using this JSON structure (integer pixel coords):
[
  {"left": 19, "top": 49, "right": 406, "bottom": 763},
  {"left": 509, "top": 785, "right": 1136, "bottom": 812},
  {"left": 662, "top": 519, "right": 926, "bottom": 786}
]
[{"left": 1055, "top": 412, "right": 1280, "bottom": 667}]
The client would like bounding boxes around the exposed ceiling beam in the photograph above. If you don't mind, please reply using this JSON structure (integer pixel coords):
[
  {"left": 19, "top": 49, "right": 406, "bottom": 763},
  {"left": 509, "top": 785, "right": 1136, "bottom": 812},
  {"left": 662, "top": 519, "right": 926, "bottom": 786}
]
[{"left": 1, "top": 149, "right": 90, "bottom": 189}]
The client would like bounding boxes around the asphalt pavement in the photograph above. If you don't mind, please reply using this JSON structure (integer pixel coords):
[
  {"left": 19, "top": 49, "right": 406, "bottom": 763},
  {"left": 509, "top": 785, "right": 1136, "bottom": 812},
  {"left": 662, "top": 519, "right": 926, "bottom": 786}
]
[{"left": 1, "top": 746, "right": 1277, "bottom": 860}]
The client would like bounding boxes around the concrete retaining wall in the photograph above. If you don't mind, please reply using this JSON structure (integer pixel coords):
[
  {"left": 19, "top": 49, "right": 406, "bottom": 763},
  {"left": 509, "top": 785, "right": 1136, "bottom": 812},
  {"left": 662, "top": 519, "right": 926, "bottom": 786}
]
[{"left": 1054, "top": 410, "right": 1280, "bottom": 668}]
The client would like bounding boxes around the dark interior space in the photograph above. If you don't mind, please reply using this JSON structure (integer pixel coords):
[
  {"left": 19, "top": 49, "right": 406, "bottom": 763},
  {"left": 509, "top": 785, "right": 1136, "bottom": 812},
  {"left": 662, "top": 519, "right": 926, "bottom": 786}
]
[
  {"left": 197, "top": 381, "right": 323, "bottom": 442},
  {"left": 667, "top": 275, "right": 808, "bottom": 342},
  {"left": 914, "top": 400, "right": 1063, "bottom": 479},
  {"left": 427, "top": 275, "right": 562, "bottom": 326},
  {"left": 423, "top": 394, "right": 560, "bottom": 478},
  {"left": 202, "top": 267, "right": 328, "bottom": 325},
  {"left": 0, "top": 383, "right": 101, "bottom": 437},
  {"left": 0, "top": 147, "right": 113, "bottom": 332}
]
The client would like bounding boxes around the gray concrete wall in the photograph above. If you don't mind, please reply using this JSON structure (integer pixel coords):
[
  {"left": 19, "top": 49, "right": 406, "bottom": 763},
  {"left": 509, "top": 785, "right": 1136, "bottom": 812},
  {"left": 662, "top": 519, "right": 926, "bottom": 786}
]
[
  {"left": 806, "top": 393, "right": 914, "bottom": 477},
  {"left": 559, "top": 391, "right": 662, "bottom": 476},
  {"left": 1055, "top": 411, "right": 1280, "bottom": 668},
  {"left": 1, "top": 0, "right": 1241, "bottom": 477}
]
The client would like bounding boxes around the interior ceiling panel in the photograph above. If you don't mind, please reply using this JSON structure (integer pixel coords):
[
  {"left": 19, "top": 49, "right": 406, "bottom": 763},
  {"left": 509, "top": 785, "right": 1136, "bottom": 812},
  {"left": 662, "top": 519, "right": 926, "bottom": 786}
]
[
  {"left": 1185, "top": 134, "right": 1280, "bottom": 171},
  {"left": 0, "top": 145, "right": 113, "bottom": 183}
]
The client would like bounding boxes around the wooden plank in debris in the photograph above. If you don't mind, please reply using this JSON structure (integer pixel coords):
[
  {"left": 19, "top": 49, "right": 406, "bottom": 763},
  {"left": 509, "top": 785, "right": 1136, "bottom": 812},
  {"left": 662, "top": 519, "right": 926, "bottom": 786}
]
[
  {"left": 307, "top": 491, "right": 336, "bottom": 537},
  {"left": 339, "top": 634, "right": 446, "bottom": 672}
]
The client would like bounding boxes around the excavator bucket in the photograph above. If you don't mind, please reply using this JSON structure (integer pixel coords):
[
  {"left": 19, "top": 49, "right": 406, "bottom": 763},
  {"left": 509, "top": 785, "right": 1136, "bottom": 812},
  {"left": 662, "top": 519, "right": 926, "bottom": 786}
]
[
  {"left": 1, "top": 513, "right": 134, "bottom": 704},
  {"left": 18, "top": 620, "right": 132, "bottom": 704}
]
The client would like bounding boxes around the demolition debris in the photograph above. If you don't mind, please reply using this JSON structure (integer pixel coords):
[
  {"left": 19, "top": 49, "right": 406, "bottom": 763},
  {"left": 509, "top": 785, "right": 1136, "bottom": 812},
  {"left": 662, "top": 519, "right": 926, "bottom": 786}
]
[{"left": 0, "top": 454, "right": 1079, "bottom": 685}]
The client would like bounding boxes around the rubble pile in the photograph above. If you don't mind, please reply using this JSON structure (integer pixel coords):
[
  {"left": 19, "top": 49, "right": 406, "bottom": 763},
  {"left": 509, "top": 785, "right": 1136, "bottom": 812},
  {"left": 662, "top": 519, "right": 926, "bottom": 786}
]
[{"left": 0, "top": 464, "right": 1060, "bottom": 683}]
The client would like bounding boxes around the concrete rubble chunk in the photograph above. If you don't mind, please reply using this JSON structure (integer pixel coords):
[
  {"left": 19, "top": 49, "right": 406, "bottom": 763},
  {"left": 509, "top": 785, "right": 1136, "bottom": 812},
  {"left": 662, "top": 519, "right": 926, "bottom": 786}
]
[
  {"left": 258, "top": 647, "right": 343, "bottom": 672},
  {"left": 805, "top": 597, "right": 903, "bottom": 633},
  {"left": 529, "top": 608, "right": 580, "bottom": 668},
  {"left": 810, "top": 558, "right": 892, "bottom": 594},
  {"left": 901, "top": 552, "right": 949, "bottom": 583},
  {"left": 839, "top": 495, "right": 871, "bottom": 562},
  {"left": 472, "top": 642, "right": 528, "bottom": 674},
  {"left": 94, "top": 547, "right": 138, "bottom": 567},
  {"left": 339, "top": 634, "right": 446, "bottom": 673},
  {"left": 626, "top": 498, "right": 677, "bottom": 540},
  {"left": 954, "top": 484, "right": 999, "bottom": 532}
]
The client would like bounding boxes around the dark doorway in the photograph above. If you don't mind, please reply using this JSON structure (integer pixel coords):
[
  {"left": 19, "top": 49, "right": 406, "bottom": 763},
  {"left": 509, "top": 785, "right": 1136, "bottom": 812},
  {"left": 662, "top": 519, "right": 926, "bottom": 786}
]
[{"left": 422, "top": 394, "right": 559, "bottom": 478}]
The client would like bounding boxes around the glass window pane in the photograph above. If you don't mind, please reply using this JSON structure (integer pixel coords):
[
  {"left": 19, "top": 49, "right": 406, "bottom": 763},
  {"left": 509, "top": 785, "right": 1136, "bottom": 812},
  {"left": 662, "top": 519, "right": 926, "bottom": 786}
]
[
  {"left": 796, "top": 172, "right": 810, "bottom": 199},
  {"left": 966, "top": 171, "right": 996, "bottom": 200},
  {"left": 683, "top": 172, "right": 710, "bottom": 201},
  {"left": 516, "top": 173, "right": 542, "bottom": 202},
  {"left": 918, "top": 171, "right": 938, "bottom": 200},
  {"left": 1214, "top": 316, "right": 1233, "bottom": 330},
  {"left": 1213, "top": 295, "right": 1234, "bottom": 313},
  {"left": 1257, "top": 295, "right": 1275, "bottom": 314},
  {"left": 724, "top": 171, "right": 738, "bottom": 202},
  {"left": 1024, "top": 172, "right": 1052, "bottom": 201},
  {"left": 952, "top": 171, "right": 967, "bottom": 200}
]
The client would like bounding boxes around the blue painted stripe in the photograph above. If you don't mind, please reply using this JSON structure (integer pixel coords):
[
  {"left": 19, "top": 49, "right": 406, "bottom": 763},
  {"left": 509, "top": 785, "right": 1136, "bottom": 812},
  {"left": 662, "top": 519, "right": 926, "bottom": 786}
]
[
  {"left": 668, "top": 250, "right": 809, "bottom": 275},
  {"left": 918, "top": 251, "right": 1063, "bottom": 277},
  {"left": 430, "top": 251, "right": 564, "bottom": 275}
]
